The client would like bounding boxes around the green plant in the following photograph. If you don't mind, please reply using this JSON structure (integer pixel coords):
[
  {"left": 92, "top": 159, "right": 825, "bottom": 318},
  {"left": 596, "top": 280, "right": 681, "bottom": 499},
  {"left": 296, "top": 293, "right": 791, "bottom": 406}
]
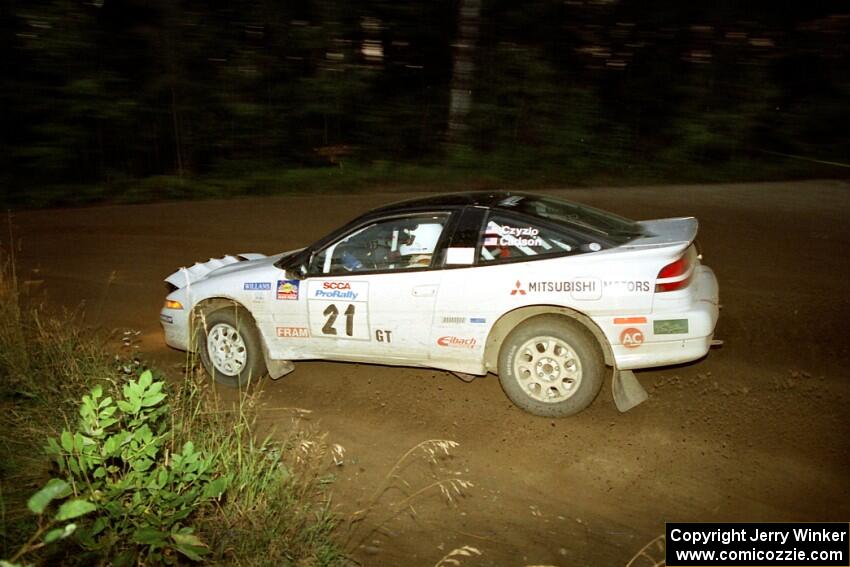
[{"left": 27, "top": 371, "right": 228, "bottom": 564}]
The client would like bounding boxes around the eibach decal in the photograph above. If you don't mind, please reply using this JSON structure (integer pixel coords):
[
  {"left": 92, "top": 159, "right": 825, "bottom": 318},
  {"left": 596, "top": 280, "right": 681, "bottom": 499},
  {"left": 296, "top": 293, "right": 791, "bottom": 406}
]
[{"left": 437, "top": 336, "right": 477, "bottom": 349}]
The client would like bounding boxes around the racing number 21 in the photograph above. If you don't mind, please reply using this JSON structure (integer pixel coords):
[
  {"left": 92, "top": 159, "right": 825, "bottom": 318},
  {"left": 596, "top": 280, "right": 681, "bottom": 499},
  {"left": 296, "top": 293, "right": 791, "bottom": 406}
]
[{"left": 322, "top": 304, "right": 355, "bottom": 336}]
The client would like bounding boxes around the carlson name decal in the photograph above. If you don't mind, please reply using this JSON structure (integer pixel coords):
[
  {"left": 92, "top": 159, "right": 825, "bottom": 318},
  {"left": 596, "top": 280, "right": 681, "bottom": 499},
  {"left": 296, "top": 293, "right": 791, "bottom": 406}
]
[
  {"left": 276, "top": 280, "right": 300, "bottom": 300},
  {"left": 437, "top": 336, "right": 477, "bottom": 349},
  {"left": 244, "top": 282, "right": 271, "bottom": 291},
  {"left": 277, "top": 327, "right": 309, "bottom": 338}
]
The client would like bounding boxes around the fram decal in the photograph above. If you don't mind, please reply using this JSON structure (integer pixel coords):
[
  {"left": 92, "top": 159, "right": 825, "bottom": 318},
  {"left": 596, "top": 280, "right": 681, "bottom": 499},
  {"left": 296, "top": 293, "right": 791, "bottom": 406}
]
[
  {"left": 437, "top": 336, "right": 477, "bottom": 349},
  {"left": 244, "top": 282, "right": 271, "bottom": 291},
  {"left": 620, "top": 327, "right": 644, "bottom": 349},
  {"left": 277, "top": 280, "right": 300, "bottom": 300},
  {"left": 277, "top": 327, "right": 309, "bottom": 338}
]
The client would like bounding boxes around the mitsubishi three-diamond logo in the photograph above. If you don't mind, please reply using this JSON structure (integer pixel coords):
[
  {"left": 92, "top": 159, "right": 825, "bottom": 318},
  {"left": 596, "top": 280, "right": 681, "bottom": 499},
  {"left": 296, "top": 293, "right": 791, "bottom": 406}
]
[{"left": 510, "top": 280, "right": 527, "bottom": 296}]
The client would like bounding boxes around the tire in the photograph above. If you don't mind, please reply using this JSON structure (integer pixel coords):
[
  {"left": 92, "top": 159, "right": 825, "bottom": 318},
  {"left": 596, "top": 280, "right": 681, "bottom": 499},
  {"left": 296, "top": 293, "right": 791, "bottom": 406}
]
[
  {"left": 198, "top": 306, "right": 267, "bottom": 387},
  {"left": 498, "top": 315, "right": 604, "bottom": 417}
]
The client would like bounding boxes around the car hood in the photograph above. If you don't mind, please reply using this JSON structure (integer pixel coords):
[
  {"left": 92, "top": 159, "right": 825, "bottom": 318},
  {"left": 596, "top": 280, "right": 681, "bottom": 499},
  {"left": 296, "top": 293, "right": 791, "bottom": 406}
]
[{"left": 164, "top": 249, "right": 302, "bottom": 289}]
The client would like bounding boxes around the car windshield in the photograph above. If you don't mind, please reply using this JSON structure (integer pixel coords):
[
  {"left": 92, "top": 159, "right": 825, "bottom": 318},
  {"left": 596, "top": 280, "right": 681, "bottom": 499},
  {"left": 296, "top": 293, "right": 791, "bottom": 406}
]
[{"left": 498, "top": 195, "right": 643, "bottom": 243}]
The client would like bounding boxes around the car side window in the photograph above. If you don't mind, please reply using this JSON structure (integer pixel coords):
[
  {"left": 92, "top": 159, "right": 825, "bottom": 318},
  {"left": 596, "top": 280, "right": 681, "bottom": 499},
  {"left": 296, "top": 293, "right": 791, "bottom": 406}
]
[
  {"left": 479, "top": 213, "right": 583, "bottom": 263},
  {"left": 309, "top": 213, "right": 450, "bottom": 275}
]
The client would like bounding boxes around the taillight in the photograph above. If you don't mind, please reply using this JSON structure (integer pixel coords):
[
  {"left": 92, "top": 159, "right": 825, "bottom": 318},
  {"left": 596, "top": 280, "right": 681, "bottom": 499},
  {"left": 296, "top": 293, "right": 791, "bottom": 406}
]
[{"left": 655, "top": 253, "right": 692, "bottom": 292}]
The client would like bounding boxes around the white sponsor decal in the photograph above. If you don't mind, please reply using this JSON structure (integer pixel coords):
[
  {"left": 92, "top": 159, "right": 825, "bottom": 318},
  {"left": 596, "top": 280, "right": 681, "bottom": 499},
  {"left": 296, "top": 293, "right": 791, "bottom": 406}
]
[{"left": 446, "top": 247, "right": 475, "bottom": 265}]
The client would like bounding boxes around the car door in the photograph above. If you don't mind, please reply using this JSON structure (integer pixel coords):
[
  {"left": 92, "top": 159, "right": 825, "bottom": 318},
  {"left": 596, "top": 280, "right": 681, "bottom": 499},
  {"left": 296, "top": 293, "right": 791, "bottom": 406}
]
[{"left": 285, "top": 211, "right": 454, "bottom": 363}]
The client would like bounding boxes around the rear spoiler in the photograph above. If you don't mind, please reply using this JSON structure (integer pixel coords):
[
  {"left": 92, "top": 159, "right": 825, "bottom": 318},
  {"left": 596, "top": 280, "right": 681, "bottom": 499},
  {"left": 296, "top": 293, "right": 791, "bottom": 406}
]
[
  {"left": 164, "top": 253, "right": 267, "bottom": 289},
  {"left": 622, "top": 217, "right": 698, "bottom": 251}
]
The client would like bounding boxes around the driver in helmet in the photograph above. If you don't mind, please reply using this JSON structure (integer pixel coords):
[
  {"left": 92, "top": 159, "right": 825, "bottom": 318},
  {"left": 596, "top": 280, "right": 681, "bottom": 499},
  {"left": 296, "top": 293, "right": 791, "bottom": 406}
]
[{"left": 399, "top": 223, "right": 443, "bottom": 268}]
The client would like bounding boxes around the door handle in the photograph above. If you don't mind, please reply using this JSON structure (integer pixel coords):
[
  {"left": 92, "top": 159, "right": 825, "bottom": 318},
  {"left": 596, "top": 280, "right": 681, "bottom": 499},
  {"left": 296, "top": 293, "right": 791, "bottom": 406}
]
[{"left": 412, "top": 284, "right": 438, "bottom": 297}]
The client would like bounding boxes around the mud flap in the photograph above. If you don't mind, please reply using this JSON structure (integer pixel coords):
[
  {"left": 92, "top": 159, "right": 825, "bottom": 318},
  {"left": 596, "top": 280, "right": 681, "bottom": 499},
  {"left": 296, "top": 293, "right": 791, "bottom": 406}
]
[
  {"left": 267, "top": 360, "right": 295, "bottom": 380},
  {"left": 612, "top": 368, "right": 648, "bottom": 412}
]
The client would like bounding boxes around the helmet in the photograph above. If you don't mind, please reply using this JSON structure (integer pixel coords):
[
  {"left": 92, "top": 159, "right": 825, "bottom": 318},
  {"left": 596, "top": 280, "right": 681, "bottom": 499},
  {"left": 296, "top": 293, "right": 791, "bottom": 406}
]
[{"left": 398, "top": 223, "right": 443, "bottom": 256}]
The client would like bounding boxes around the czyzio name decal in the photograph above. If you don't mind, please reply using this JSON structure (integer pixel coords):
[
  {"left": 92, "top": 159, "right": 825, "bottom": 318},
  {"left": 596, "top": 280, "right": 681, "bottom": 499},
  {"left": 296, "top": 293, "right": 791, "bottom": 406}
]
[{"left": 244, "top": 282, "right": 271, "bottom": 291}]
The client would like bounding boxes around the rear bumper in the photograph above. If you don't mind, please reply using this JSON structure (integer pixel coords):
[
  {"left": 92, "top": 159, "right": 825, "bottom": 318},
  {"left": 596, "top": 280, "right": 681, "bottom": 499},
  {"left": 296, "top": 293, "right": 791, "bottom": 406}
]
[{"left": 609, "top": 265, "right": 719, "bottom": 370}]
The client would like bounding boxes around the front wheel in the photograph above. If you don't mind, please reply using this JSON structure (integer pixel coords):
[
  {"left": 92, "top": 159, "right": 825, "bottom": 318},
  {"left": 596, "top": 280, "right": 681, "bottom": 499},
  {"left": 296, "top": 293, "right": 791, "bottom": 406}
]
[
  {"left": 198, "top": 306, "right": 267, "bottom": 387},
  {"left": 498, "top": 315, "right": 604, "bottom": 417}
]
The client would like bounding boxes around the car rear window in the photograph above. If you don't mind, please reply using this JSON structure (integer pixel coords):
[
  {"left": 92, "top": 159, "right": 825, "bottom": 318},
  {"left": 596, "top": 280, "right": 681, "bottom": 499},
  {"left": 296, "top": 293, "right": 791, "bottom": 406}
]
[
  {"left": 479, "top": 213, "right": 587, "bottom": 263},
  {"left": 497, "top": 195, "right": 643, "bottom": 244}
]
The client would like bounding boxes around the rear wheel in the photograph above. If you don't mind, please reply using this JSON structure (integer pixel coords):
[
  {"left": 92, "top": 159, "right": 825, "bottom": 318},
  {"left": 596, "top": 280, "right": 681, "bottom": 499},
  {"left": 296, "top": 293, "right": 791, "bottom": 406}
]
[
  {"left": 498, "top": 315, "right": 604, "bottom": 417},
  {"left": 198, "top": 306, "right": 267, "bottom": 387}
]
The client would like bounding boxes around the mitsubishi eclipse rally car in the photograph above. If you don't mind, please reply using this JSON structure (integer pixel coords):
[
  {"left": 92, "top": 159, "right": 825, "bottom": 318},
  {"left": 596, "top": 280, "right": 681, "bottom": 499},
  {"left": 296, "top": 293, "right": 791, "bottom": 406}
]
[{"left": 161, "top": 192, "right": 720, "bottom": 417}]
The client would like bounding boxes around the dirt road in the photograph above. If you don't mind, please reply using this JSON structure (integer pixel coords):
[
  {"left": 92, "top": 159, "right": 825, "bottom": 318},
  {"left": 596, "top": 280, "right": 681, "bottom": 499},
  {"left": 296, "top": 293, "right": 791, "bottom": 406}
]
[{"left": 7, "top": 180, "right": 850, "bottom": 566}]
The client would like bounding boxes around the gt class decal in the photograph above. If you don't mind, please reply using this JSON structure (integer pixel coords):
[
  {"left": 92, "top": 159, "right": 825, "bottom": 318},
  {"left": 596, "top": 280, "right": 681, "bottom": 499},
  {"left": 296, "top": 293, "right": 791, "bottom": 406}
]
[
  {"left": 307, "top": 281, "right": 370, "bottom": 340},
  {"left": 277, "top": 280, "right": 300, "bottom": 300}
]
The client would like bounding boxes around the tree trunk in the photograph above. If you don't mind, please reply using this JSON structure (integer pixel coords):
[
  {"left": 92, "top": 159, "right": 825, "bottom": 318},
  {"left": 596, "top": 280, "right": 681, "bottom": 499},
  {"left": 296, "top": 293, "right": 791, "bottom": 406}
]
[{"left": 447, "top": 0, "right": 480, "bottom": 144}]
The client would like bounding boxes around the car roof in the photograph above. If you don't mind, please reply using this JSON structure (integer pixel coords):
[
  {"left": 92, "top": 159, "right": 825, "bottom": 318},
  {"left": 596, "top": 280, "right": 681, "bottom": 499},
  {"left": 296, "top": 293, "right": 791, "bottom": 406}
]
[{"left": 366, "top": 191, "right": 527, "bottom": 216}]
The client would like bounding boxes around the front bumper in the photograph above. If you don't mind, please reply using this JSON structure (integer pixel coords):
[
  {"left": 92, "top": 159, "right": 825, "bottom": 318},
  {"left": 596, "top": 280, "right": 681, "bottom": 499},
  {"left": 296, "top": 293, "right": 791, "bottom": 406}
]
[{"left": 160, "top": 307, "right": 191, "bottom": 351}]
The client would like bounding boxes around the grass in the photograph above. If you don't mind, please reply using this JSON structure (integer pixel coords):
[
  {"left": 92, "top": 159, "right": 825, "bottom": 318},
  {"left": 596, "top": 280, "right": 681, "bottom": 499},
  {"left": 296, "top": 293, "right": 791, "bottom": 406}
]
[
  {"left": 0, "top": 251, "right": 345, "bottom": 566},
  {"left": 4, "top": 150, "right": 846, "bottom": 210}
]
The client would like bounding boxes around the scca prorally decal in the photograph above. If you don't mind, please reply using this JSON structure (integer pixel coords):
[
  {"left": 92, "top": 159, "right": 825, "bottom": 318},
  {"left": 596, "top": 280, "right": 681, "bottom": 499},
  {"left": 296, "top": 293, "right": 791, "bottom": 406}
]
[
  {"left": 160, "top": 314, "right": 173, "bottom": 324},
  {"left": 244, "top": 282, "right": 271, "bottom": 291},
  {"left": 277, "top": 280, "right": 300, "bottom": 300},
  {"left": 620, "top": 327, "right": 644, "bottom": 349},
  {"left": 312, "top": 281, "right": 365, "bottom": 301},
  {"left": 277, "top": 327, "right": 309, "bottom": 338},
  {"left": 437, "top": 336, "right": 477, "bottom": 349}
]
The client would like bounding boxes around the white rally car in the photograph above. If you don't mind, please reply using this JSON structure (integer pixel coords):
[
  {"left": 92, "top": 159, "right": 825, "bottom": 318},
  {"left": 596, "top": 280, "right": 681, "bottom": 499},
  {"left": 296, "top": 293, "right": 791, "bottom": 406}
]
[{"left": 161, "top": 192, "right": 719, "bottom": 417}]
